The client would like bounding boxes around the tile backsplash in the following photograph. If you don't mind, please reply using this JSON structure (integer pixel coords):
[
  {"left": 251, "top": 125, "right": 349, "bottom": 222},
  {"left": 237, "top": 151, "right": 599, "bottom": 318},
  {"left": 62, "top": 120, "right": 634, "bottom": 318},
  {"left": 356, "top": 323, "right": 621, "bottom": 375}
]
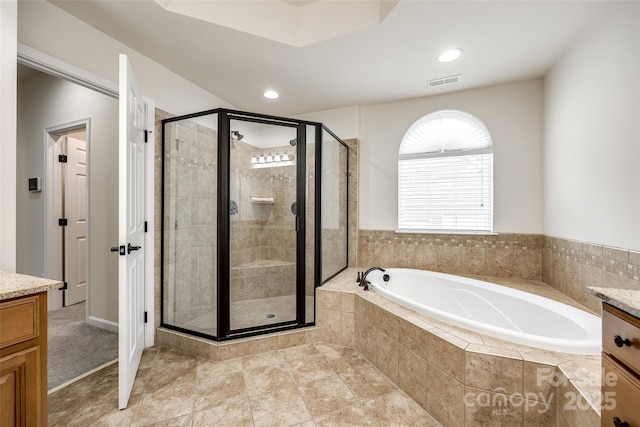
[{"left": 542, "top": 235, "right": 640, "bottom": 313}]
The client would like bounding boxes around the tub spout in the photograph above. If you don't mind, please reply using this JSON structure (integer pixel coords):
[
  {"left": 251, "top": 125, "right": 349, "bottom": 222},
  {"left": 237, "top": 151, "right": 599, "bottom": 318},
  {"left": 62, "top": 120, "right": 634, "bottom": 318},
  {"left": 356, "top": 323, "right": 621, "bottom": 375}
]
[{"left": 361, "top": 266, "right": 385, "bottom": 291}]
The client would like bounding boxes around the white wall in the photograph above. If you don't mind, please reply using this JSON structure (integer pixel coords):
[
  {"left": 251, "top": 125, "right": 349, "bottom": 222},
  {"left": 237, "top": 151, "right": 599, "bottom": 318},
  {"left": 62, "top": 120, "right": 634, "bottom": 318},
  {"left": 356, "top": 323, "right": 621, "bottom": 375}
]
[
  {"left": 359, "top": 80, "right": 544, "bottom": 232},
  {"left": 543, "top": 2, "right": 640, "bottom": 251},
  {"left": 17, "top": 0, "right": 232, "bottom": 115},
  {"left": 295, "top": 105, "right": 359, "bottom": 139},
  {"left": 17, "top": 72, "right": 119, "bottom": 323},
  {"left": 0, "top": 0, "right": 17, "bottom": 272}
]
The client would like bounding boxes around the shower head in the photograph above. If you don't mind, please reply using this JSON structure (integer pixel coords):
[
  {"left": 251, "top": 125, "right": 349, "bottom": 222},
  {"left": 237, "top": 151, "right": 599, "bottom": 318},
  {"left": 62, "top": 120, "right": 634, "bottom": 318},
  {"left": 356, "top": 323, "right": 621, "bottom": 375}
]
[{"left": 231, "top": 130, "right": 244, "bottom": 140}]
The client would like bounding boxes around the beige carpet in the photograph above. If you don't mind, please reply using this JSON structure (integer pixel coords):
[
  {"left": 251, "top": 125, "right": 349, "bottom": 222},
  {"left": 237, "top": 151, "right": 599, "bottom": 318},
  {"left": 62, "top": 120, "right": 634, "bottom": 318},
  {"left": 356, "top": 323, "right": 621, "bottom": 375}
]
[{"left": 48, "top": 301, "right": 118, "bottom": 389}]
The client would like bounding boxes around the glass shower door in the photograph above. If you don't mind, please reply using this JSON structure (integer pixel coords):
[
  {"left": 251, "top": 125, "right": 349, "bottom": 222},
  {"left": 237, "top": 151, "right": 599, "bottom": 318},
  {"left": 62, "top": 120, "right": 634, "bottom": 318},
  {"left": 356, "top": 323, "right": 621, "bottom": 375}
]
[{"left": 228, "top": 118, "right": 300, "bottom": 333}]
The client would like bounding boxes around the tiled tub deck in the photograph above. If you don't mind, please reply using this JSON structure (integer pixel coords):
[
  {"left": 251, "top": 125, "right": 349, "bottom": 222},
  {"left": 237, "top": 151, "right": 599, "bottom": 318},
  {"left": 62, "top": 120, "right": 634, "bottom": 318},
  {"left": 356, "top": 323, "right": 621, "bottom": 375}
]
[{"left": 317, "top": 269, "right": 601, "bottom": 427}]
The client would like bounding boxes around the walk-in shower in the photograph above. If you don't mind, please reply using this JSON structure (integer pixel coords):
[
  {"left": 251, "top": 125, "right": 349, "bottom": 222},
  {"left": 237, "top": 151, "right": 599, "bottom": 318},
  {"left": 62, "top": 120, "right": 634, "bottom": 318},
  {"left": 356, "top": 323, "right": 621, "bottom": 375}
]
[{"left": 161, "top": 109, "right": 349, "bottom": 341}]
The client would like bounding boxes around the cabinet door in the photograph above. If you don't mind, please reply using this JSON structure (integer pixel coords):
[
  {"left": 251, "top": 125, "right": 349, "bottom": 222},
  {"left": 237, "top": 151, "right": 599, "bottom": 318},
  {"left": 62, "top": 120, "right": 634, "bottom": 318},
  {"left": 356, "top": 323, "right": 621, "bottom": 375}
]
[
  {"left": 0, "top": 346, "right": 41, "bottom": 427},
  {"left": 602, "top": 353, "right": 640, "bottom": 427}
]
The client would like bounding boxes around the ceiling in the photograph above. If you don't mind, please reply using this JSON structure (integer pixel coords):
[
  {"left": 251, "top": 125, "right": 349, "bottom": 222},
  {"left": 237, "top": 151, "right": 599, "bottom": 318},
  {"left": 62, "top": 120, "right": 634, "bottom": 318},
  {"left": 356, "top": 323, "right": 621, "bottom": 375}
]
[{"left": 48, "top": 0, "right": 605, "bottom": 117}]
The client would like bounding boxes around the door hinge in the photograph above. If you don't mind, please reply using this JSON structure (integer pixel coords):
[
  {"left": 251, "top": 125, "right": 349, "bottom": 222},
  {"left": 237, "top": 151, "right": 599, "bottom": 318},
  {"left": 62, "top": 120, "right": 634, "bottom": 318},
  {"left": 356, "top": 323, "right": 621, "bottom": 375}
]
[
  {"left": 144, "top": 311, "right": 148, "bottom": 323},
  {"left": 58, "top": 218, "right": 68, "bottom": 226},
  {"left": 144, "top": 130, "right": 148, "bottom": 143},
  {"left": 60, "top": 281, "right": 68, "bottom": 290},
  {"left": 58, "top": 154, "right": 68, "bottom": 163},
  {"left": 144, "top": 221, "right": 148, "bottom": 233}
]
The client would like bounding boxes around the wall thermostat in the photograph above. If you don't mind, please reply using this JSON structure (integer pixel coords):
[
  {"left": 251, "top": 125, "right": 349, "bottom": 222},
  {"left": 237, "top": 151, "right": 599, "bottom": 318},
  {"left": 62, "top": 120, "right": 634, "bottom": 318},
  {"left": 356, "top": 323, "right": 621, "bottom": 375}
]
[{"left": 28, "top": 177, "right": 41, "bottom": 192}]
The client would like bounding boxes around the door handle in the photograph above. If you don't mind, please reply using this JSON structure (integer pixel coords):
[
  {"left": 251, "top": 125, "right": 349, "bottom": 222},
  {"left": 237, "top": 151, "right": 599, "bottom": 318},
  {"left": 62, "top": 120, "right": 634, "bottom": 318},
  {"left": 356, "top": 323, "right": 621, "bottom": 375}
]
[
  {"left": 127, "top": 243, "right": 142, "bottom": 254},
  {"left": 111, "top": 246, "right": 125, "bottom": 256}
]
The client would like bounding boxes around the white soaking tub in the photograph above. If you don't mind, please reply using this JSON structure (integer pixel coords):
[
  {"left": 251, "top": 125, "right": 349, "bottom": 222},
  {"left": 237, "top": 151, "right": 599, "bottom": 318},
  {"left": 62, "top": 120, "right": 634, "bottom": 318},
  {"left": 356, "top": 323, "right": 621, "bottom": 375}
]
[{"left": 366, "top": 268, "right": 601, "bottom": 355}]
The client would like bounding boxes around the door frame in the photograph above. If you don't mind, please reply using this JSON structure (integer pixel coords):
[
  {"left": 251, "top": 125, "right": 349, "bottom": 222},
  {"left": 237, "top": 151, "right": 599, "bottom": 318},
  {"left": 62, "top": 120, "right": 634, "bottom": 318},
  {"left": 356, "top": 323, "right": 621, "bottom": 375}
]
[
  {"left": 44, "top": 119, "right": 90, "bottom": 314},
  {"left": 19, "top": 44, "right": 155, "bottom": 345}
]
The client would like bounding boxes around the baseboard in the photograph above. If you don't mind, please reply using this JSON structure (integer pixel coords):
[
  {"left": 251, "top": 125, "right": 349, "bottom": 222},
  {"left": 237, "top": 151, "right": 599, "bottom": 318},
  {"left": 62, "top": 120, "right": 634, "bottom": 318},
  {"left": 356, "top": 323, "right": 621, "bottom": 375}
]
[{"left": 87, "top": 316, "right": 119, "bottom": 333}]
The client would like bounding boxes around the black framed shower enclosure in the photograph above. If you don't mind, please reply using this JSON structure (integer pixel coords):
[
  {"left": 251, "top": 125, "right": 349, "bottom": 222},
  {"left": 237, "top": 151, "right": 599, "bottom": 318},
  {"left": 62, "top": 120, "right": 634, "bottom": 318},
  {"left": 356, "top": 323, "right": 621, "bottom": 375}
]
[{"left": 161, "top": 108, "right": 349, "bottom": 341}]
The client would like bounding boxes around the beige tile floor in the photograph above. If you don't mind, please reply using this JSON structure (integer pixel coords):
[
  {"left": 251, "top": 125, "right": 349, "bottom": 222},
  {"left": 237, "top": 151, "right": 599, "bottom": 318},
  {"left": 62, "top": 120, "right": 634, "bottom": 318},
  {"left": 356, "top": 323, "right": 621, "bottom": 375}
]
[{"left": 49, "top": 343, "right": 441, "bottom": 426}]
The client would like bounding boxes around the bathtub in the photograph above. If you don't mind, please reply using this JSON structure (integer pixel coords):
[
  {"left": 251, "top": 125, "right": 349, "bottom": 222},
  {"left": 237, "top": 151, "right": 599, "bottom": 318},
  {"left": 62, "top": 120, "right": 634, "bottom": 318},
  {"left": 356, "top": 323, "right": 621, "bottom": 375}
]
[{"left": 366, "top": 268, "right": 601, "bottom": 355}]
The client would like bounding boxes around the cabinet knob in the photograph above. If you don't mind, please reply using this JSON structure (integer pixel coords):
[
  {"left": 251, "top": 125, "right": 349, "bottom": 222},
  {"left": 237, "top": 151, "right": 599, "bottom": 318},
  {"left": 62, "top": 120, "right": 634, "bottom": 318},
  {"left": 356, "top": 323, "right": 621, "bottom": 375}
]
[
  {"left": 613, "top": 416, "right": 629, "bottom": 427},
  {"left": 613, "top": 335, "right": 631, "bottom": 348}
]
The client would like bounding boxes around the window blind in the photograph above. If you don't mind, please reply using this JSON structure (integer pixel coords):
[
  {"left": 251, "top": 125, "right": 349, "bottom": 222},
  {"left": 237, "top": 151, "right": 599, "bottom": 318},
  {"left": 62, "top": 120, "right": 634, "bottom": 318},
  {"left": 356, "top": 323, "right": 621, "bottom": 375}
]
[{"left": 398, "top": 153, "right": 493, "bottom": 232}]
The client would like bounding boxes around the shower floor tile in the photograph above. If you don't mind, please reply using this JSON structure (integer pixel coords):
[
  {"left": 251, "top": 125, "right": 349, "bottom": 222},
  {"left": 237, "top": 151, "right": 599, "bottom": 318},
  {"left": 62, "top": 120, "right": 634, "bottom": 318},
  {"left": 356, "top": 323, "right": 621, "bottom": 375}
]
[
  {"left": 181, "top": 295, "right": 315, "bottom": 335},
  {"left": 48, "top": 343, "right": 441, "bottom": 427}
]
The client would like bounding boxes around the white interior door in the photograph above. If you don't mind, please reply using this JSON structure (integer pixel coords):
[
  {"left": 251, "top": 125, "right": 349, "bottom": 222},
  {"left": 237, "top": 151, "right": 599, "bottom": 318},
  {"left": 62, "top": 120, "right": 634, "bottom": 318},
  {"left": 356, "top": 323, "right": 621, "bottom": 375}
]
[
  {"left": 64, "top": 136, "right": 87, "bottom": 306},
  {"left": 118, "top": 54, "right": 147, "bottom": 409}
]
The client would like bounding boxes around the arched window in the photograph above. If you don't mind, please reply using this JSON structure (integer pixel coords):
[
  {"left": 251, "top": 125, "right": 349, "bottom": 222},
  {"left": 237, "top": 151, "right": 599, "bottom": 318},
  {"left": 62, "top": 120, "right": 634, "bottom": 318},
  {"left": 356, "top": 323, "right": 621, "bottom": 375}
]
[{"left": 398, "top": 110, "right": 493, "bottom": 232}]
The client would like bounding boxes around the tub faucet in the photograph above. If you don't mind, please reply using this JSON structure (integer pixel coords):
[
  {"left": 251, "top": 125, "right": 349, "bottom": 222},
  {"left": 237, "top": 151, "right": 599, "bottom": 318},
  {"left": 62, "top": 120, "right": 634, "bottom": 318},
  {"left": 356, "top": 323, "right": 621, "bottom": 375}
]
[{"left": 360, "top": 266, "right": 385, "bottom": 291}]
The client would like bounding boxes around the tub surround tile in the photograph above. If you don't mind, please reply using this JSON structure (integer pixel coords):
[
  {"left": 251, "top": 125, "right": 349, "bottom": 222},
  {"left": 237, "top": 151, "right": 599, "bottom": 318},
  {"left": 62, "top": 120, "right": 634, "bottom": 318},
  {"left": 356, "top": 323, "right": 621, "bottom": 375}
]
[
  {"left": 341, "top": 312, "right": 355, "bottom": 346},
  {"left": 398, "top": 317, "right": 429, "bottom": 358},
  {"left": 398, "top": 345, "right": 428, "bottom": 408},
  {"left": 523, "top": 362, "right": 558, "bottom": 405},
  {"left": 341, "top": 292, "right": 355, "bottom": 312},
  {"left": 426, "top": 363, "right": 465, "bottom": 427},
  {"left": 317, "top": 308, "right": 342, "bottom": 344},
  {"left": 317, "top": 269, "right": 599, "bottom": 427},
  {"left": 463, "top": 386, "right": 524, "bottom": 427},
  {"left": 543, "top": 235, "right": 640, "bottom": 313},
  {"left": 426, "top": 329, "right": 467, "bottom": 383},
  {"left": 375, "top": 335, "right": 399, "bottom": 383},
  {"left": 523, "top": 401, "right": 557, "bottom": 427},
  {"left": 465, "top": 344, "right": 523, "bottom": 395},
  {"left": 461, "top": 246, "right": 488, "bottom": 275},
  {"left": 358, "top": 231, "right": 542, "bottom": 281}
]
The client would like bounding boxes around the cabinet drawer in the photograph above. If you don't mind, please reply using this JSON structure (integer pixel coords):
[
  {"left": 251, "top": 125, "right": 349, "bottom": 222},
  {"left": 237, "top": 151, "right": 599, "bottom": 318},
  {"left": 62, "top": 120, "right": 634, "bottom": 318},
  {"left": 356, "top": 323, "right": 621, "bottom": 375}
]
[
  {"left": 602, "top": 303, "right": 640, "bottom": 374},
  {"left": 602, "top": 353, "right": 640, "bottom": 427},
  {"left": 0, "top": 296, "right": 40, "bottom": 349}
]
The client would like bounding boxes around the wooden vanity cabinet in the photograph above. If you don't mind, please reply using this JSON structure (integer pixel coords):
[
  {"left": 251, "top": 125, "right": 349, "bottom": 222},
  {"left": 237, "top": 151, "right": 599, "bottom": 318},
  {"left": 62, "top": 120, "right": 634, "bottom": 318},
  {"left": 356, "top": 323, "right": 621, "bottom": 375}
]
[
  {"left": 601, "top": 303, "right": 640, "bottom": 427},
  {"left": 0, "top": 292, "right": 48, "bottom": 427}
]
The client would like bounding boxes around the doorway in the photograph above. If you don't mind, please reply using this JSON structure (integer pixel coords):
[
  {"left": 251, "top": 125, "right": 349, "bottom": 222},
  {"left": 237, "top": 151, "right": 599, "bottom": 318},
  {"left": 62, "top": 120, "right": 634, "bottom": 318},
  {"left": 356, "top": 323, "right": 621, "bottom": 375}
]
[{"left": 45, "top": 121, "right": 89, "bottom": 310}]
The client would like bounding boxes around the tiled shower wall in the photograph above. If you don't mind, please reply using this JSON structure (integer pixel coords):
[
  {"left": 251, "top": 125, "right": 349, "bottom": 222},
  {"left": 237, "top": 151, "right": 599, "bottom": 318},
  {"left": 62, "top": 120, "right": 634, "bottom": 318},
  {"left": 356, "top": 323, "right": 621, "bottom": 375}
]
[
  {"left": 356, "top": 231, "right": 542, "bottom": 280},
  {"left": 542, "top": 236, "right": 640, "bottom": 313},
  {"left": 230, "top": 138, "right": 297, "bottom": 267}
]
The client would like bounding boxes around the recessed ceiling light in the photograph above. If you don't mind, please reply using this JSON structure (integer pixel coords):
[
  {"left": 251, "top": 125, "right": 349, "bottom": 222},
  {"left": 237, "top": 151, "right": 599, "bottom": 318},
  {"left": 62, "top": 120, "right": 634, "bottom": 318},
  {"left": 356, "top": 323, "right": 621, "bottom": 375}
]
[
  {"left": 438, "top": 48, "right": 463, "bottom": 63},
  {"left": 263, "top": 89, "right": 279, "bottom": 99}
]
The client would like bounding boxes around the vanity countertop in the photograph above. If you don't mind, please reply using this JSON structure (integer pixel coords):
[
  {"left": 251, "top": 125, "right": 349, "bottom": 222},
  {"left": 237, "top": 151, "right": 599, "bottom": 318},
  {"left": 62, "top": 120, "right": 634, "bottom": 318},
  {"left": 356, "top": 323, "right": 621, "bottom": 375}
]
[
  {"left": 0, "top": 271, "right": 63, "bottom": 301},
  {"left": 587, "top": 286, "right": 640, "bottom": 318}
]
